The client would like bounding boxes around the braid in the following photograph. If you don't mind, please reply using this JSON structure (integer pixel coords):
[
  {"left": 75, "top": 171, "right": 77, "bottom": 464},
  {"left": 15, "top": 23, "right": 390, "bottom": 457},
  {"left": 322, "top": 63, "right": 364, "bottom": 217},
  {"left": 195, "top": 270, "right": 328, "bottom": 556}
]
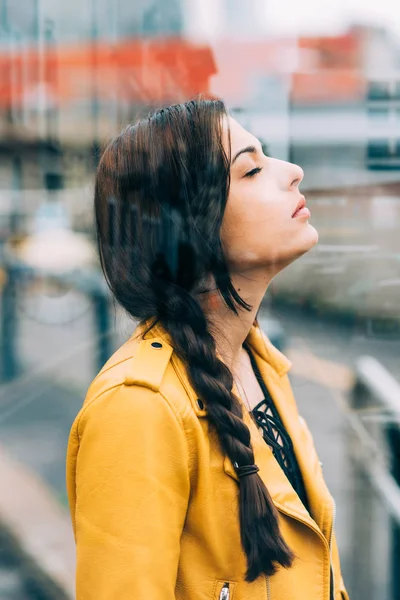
[{"left": 154, "top": 281, "right": 294, "bottom": 582}]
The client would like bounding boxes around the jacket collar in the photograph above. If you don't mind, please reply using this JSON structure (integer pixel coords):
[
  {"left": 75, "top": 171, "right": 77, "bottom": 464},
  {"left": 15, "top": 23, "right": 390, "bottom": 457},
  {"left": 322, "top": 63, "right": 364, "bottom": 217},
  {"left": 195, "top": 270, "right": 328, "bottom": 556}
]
[
  {"left": 244, "top": 322, "right": 292, "bottom": 377},
  {"left": 134, "top": 318, "right": 293, "bottom": 419},
  {"left": 137, "top": 318, "right": 292, "bottom": 377}
]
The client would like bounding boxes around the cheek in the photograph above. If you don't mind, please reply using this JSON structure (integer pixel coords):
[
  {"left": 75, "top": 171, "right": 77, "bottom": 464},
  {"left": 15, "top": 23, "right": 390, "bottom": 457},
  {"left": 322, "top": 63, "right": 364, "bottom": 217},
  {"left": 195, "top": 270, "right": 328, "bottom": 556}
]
[{"left": 221, "top": 183, "right": 284, "bottom": 258}]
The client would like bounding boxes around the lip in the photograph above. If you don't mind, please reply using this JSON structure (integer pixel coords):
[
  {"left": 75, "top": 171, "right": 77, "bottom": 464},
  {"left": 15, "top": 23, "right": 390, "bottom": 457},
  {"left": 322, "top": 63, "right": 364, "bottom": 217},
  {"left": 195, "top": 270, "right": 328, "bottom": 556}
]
[
  {"left": 292, "top": 196, "right": 307, "bottom": 217},
  {"left": 292, "top": 206, "right": 311, "bottom": 219}
]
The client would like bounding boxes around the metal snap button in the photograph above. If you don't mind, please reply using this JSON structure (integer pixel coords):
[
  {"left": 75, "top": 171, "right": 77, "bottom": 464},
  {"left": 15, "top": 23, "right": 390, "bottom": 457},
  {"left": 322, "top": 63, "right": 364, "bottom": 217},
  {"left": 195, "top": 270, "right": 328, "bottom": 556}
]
[{"left": 151, "top": 342, "right": 163, "bottom": 349}]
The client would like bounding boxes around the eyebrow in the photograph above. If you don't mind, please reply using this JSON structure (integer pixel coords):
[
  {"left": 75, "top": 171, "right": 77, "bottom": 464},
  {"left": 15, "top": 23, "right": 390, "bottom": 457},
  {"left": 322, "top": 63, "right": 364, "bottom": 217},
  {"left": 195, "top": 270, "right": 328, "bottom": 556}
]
[{"left": 231, "top": 145, "right": 258, "bottom": 165}]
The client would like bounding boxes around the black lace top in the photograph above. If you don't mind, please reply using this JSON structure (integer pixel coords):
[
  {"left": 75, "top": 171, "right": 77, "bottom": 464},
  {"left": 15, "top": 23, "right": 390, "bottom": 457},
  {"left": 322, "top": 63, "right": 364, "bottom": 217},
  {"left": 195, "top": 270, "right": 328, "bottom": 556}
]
[{"left": 243, "top": 343, "right": 310, "bottom": 513}]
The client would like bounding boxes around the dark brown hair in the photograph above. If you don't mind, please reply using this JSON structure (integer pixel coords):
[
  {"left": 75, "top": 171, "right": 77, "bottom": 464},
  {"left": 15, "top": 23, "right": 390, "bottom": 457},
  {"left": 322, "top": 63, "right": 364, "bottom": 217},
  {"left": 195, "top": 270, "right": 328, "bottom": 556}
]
[{"left": 94, "top": 98, "right": 294, "bottom": 582}]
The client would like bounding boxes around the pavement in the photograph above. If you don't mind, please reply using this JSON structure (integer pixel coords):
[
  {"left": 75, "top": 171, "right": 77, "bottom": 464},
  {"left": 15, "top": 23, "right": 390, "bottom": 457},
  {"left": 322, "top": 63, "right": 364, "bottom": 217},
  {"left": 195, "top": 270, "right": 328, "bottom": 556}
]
[{"left": 0, "top": 446, "right": 75, "bottom": 600}]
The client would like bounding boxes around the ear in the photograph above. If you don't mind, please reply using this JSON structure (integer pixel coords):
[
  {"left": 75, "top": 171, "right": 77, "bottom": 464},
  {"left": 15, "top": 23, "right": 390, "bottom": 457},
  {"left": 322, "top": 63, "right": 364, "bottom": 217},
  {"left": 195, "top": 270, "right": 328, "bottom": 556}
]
[{"left": 208, "top": 291, "right": 221, "bottom": 310}]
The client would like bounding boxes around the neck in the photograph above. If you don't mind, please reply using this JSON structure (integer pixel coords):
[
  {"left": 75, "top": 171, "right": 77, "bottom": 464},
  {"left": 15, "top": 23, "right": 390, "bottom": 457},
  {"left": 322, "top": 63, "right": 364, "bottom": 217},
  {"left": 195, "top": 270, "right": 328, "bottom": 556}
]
[{"left": 196, "top": 269, "right": 271, "bottom": 373}]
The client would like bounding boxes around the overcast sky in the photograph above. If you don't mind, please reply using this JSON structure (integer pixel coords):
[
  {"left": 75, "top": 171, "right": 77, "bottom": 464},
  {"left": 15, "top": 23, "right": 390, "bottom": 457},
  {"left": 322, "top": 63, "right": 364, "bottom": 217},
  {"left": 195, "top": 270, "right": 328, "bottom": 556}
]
[
  {"left": 4, "top": 0, "right": 400, "bottom": 42},
  {"left": 265, "top": 0, "right": 400, "bottom": 37}
]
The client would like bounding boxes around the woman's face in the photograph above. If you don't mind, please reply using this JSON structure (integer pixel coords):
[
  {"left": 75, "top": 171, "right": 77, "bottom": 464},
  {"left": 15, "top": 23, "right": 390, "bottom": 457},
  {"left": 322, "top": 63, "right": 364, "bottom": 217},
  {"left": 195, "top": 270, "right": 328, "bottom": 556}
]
[{"left": 221, "top": 116, "right": 318, "bottom": 274}]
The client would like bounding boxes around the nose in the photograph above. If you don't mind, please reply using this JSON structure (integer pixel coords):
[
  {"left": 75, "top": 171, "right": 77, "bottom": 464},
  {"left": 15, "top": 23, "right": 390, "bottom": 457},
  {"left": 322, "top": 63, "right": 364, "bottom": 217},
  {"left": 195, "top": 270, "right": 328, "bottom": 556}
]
[{"left": 289, "top": 163, "right": 304, "bottom": 189}]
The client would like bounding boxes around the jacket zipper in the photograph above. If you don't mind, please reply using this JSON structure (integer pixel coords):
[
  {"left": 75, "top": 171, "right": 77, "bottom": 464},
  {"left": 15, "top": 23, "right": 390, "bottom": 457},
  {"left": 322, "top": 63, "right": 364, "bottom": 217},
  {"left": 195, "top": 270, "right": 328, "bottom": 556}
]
[
  {"left": 328, "top": 499, "right": 336, "bottom": 600},
  {"left": 265, "top": 575, "right": 271, "bottom": 599},
  {"left": 219, "top": 582, "right": 230, "bottom": 600}
]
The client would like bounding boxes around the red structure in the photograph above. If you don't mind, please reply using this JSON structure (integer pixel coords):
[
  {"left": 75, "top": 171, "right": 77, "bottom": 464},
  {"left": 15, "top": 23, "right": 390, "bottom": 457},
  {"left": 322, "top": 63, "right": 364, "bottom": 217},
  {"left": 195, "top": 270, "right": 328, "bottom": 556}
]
[
  {"left": 0, "top": 38, "right": 216, "bottom": 110},
  {"left": 0, "top": 30, "right": 366, "bottom": 113},
  {"left": 292, "top": 32, "right": 365, "bottom": 104}
]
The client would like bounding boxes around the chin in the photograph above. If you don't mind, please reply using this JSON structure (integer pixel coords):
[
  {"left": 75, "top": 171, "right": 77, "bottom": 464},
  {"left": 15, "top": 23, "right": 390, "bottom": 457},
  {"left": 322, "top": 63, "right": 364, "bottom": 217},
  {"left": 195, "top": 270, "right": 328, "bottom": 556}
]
[
  {"left": 282, "top": 225, "right": 319, "bottom": 266},
  {"left": 298, "top": 224, "right": 319, "bottom": 255},
  {"left": 305, "top": 222, "right": 319, "bottom": 247}
]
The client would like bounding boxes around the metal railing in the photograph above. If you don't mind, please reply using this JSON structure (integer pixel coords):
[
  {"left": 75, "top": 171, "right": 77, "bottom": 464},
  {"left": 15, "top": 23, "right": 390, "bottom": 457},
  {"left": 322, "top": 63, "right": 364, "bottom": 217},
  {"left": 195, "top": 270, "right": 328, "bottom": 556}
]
[{"left": 348, "top": 356, "right": 400, "bottom": 600}]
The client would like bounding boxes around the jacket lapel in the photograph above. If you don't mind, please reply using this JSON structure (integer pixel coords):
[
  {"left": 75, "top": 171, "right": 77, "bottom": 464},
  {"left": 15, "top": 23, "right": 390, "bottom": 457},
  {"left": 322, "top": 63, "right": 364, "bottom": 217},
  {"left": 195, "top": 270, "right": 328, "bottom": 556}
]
[{"left": 242, "top": 326, "right": 335, "bottom": 541}]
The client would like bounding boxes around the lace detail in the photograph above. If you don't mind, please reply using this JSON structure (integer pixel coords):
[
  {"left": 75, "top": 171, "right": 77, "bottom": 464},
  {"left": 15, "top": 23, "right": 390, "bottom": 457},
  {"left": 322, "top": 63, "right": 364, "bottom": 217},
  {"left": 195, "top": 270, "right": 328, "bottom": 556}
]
[
  {"left": 252, "top": 398, "right": 295, "bottom": 473},
  {"left": 244, "top": 344, "right": 310, "bottom": 512}
]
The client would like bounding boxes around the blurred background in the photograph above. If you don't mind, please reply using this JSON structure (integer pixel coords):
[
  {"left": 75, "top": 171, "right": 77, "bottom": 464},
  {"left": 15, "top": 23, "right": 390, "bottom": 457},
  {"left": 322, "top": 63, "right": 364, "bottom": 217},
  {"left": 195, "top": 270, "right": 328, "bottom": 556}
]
[{"left": 0, "top": 1, "right": 399, "bottom": 598}]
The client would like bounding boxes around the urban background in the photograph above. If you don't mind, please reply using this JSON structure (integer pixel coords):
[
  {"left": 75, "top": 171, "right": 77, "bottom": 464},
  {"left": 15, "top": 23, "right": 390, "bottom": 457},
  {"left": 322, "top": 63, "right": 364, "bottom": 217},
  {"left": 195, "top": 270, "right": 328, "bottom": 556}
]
[{"left": 0, "top": 0, "right": 399, "bottom": 599}]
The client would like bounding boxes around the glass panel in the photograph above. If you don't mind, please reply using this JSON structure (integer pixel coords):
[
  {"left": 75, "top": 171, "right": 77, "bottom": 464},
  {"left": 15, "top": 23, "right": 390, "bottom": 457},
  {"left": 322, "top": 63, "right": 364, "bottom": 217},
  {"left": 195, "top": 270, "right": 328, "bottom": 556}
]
[{"left": 1, "top": 4, "right": 399, "bottom": 600}]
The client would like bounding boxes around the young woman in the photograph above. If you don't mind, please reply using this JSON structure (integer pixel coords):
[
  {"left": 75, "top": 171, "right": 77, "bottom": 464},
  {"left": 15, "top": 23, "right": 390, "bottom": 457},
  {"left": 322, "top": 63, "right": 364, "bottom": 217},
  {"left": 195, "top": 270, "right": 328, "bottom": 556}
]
[{"left": 66, "top": 99, "right": 350, "bottom": 600}]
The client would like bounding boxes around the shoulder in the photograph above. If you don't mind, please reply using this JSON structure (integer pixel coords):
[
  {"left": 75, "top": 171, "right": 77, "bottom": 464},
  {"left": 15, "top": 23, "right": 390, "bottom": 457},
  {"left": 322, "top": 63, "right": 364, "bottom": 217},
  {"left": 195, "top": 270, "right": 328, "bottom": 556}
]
[
  {"left": 65, "top": 331, "right": 195, "bottom": 531},
  {"left": 69, "top": 328, "right": 198, "bottom": 445}
]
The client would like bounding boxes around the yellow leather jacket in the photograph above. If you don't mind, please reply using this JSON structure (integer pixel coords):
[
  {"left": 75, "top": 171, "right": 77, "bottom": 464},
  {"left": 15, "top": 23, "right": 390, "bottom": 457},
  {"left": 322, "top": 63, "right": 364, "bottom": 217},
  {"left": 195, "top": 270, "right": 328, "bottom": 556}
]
[{"left": 66, "top": 319, "right": 350, "bottom": 600}]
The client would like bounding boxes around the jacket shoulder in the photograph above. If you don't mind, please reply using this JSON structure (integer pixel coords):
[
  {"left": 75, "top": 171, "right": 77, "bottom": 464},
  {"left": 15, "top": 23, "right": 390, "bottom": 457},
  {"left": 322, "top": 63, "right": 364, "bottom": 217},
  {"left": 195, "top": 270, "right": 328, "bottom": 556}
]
[
  {"left": 65, "top": 338, "right": 191, "bottom": 538},
  {"left": 75, "top": 328, "right": 200, "bottom": 428},
  {"left": 83, "top": 331, "right": 172, "bottom": 404},
  {"left": 67, "top": 331, "right": 183, "bottom": 455}
]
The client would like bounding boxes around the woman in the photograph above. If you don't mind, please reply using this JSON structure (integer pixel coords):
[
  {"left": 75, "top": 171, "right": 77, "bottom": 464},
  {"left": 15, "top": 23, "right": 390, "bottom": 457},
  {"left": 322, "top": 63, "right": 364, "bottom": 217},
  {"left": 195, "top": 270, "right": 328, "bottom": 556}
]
[{"left": 66, "top": 98, "right": 350, "bottom": 600}]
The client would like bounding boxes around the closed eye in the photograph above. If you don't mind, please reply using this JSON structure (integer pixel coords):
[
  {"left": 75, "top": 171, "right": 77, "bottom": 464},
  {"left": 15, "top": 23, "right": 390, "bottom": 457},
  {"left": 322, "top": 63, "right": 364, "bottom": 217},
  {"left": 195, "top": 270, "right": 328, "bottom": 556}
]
[{"left": 244, "top": 167, "right": 263, "bottom": 178}]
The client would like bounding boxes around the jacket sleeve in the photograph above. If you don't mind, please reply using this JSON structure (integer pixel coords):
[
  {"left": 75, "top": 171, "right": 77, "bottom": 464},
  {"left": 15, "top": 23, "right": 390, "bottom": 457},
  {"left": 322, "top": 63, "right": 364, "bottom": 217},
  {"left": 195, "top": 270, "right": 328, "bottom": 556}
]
[{"left": 72, "top": 384, "right": 190, "bottom": 600}]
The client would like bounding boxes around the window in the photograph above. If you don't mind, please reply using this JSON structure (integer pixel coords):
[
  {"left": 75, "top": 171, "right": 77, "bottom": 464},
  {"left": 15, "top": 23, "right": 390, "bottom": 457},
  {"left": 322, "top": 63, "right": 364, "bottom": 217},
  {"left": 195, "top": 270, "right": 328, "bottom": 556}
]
[
  {"left": 366, "top": 138, "right": 400, "bottom": 168},
  {"left": 367, "top": 139, "right": 392, "bottom": 159},
  {"left": 367, "top": 81, "right": 390, "bottom": 100}
]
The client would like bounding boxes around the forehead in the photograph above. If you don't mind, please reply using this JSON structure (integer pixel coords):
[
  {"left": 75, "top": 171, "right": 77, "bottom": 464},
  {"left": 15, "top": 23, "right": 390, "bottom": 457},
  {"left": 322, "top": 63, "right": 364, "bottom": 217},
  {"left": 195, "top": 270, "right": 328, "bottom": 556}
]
[{"left": 222, "top": 116, "right": 260, "bottom": 156}]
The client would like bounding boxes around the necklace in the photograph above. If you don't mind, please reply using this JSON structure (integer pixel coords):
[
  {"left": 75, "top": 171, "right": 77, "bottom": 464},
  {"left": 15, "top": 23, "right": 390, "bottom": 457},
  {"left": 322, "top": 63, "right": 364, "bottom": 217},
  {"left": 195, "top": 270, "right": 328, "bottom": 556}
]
[{"left": 234, "top": 375, "right": 252, "bottom": 412}]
